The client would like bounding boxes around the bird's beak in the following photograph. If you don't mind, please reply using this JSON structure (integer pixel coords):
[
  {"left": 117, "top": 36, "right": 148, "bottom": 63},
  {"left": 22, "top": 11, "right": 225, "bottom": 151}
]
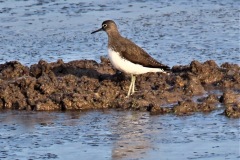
[{"left": 91, "top": 28, "right": 103, "bottom": 34}]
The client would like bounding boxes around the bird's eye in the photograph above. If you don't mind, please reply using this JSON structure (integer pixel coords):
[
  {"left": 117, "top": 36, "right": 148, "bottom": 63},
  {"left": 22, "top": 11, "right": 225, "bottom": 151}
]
[{"left": 102, "top": 24, "right": 107, "bottom": 28}]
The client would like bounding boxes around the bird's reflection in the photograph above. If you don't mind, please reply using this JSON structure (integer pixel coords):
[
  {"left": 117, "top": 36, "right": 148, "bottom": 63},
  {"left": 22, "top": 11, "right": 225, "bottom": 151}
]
[{"left": 110, "top": 111, "right": 153, "bottom": 159}]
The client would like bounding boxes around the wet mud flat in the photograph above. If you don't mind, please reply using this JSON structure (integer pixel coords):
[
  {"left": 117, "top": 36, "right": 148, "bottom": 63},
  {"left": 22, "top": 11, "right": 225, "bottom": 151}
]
[{"left": 0, "top": 58, "right": 239, "bottom": 118}]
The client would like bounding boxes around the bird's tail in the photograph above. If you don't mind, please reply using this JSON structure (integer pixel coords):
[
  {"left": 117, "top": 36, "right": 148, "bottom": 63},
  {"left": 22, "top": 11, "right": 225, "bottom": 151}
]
[{"left": 160, "top": 65, "right": 171, "bottom": 73}]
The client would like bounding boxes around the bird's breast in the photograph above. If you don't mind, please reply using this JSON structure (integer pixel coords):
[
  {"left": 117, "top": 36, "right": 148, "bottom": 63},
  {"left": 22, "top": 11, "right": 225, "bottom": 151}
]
[{"left": 108, "top": 48, "right": 124, "bottom": 71}]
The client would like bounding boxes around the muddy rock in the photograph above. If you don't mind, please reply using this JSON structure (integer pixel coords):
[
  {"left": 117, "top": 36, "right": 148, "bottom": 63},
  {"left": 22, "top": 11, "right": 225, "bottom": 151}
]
[
  {"left": 35, "top": 99, "right": 59, "bottom": 111},
  {"left": 190, "top": 60, "right": 224, "bottom": 84},
  {"left": 61, "top": 93, "right": 93, "bottom": 110},
  {"left": 195, "top": 94, "right": 219, "bottom": 112},
  {"left": 219, "top": 62, "right": 240, "bottom": 89},
  {"left": 0, "top": 61, "right": 29, "bottom": 80},
  {"left": 147, "top": 103, "right": 173, "bottom": 115},
  {"left": 219, "top": 90, "right": 240, "bottom": 118},
  {"left": 184, "top": 74, "right": 206, "bottom": 95},
  {"left": 0, "top": 82, "right": 28, "bottom": 110},
  {"left": 30, "top": 60, "right": 52, "bottom": 78},
  {"left": 0, "top": 98, "right": 3, "bottom": 109},
  {"left": 97, "top": 56, "right": 117, "bottom": 75},
  {"left": 220, "top": 90, "right": 240, "bottom": 104},
  {"left": 224, "top": 103, "right": 240, "bottom": 118},
  {"left": 173, "top": 99, "right": 198, "bottom": 115},
  {"left": 0, "top": 59, "right": 239, "bottom": 118}
]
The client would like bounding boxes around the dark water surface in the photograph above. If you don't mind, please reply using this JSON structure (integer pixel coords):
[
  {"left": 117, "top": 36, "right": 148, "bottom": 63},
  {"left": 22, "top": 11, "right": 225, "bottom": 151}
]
[
  {"left": 0, "top": 110, "right": 239, "bottom": 160},
  {"left": 0, "top": 0, "right": 239, "bottom": 66}
]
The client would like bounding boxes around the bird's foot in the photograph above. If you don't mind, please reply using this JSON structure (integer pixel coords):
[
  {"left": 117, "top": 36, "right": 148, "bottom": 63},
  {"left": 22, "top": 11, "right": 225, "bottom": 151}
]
[{"left": 125, "top": 90, "right": 138, "bottom": 98}]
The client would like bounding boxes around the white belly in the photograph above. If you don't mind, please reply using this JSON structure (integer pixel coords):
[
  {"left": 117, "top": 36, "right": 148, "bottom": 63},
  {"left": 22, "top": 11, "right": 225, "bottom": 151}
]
[{"left": 108, "top": 49, "right": 165, "bottom": 75}]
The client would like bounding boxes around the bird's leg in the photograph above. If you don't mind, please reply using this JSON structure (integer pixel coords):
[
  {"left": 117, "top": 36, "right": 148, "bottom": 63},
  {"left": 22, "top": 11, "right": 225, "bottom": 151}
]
[
  {"left": 127, "top": 74, "right": 134, "bottom": 97},
  {"left": 131, "top": 75, "right": 136, "bottom": 95}
]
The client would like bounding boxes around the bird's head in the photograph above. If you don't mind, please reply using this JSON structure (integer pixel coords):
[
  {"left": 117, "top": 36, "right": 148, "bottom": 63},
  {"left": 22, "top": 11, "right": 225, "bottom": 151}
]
[{"left": 91, "top": 20, "right": 118, "bottom": 35}]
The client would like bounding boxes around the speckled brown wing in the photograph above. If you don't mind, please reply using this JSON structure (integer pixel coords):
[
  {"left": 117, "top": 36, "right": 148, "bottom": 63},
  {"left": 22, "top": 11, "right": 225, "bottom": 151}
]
[{"left": 116, "top": 37, "right": 170, "bottom": 70}]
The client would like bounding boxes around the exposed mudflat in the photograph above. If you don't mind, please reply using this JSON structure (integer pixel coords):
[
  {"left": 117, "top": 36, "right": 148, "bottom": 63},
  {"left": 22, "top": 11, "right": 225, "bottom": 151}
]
[{"left": 0, "top": 58, "right": 239, "bottom": 118}]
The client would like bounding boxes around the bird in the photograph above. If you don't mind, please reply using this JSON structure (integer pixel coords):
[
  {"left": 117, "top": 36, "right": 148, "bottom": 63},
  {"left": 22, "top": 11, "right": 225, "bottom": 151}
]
[{"left": 91, "top": 20, "right": 170, "bottom": 97}]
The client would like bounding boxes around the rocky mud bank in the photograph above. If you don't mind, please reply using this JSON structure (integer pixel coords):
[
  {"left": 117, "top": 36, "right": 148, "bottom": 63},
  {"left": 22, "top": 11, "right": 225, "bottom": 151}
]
[{"left": 0, "top": 58, "right": 239, "bottom": 118}]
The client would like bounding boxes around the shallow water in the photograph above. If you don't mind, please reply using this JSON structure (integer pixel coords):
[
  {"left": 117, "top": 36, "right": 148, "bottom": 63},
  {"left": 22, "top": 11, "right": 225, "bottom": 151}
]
[
  {"left": 0, "top": 110, "right": 239, "bottom": 160},
  {"left": 0, "top": 0, "right": 239, "bottom": 66}
]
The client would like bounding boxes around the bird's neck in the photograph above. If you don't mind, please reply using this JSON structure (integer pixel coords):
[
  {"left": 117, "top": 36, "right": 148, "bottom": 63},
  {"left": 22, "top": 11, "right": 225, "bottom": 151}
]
[
  {"left": 107, "top": 31, "right": 123, "bottom": 50},
  {"left": 106, "top": 30, "right": 121, "bottom": 39}
]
